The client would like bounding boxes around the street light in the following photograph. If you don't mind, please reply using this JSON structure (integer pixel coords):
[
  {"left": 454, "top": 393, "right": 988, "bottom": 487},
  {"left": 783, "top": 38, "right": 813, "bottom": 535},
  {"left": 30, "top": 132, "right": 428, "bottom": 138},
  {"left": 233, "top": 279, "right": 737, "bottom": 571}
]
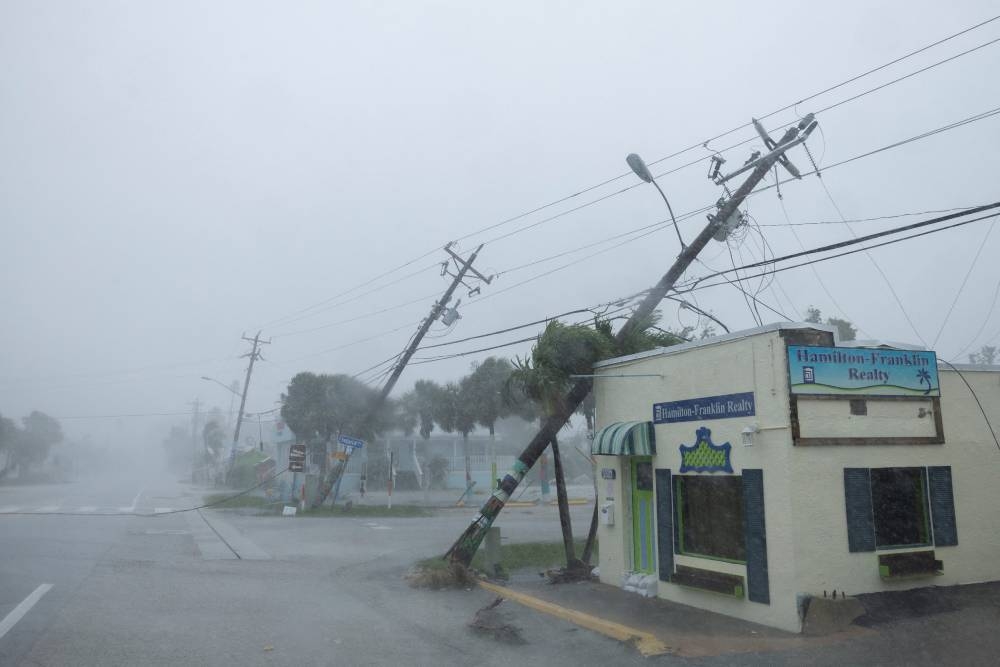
[
  {"left": 201, "top": 376, "right": 241, "bottom": 436},
  {"left": 201, "top": 376, "right": 241, "bottom": 397},
  {"left": 626, "top": 152, "right": 686, "bottom": 249}
]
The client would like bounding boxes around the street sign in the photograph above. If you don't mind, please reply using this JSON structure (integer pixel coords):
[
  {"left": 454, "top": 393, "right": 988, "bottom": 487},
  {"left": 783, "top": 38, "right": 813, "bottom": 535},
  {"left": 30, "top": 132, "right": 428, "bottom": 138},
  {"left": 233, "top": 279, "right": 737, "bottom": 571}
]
[
  {"left": 288, "top": 443, "right": 306, "bottom": 472},
  {"left": 337, "top": 435, "right": 365, "bottom": 450}
]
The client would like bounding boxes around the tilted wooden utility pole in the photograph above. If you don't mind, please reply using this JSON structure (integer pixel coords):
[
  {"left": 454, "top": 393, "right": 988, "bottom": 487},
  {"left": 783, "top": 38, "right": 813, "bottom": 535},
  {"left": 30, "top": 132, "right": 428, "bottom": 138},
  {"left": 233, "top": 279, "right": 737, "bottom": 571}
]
[
  {"left": 311, "top": 243, "right": 492, "bottom": 508},
  {"left": 447, "top": 114, "right": 817, "bottom": 564}
]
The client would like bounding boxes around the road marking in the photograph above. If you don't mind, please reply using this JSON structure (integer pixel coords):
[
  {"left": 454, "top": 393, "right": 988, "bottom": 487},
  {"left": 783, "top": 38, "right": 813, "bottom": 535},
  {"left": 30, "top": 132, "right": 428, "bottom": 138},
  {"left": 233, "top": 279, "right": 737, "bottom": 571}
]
[
  {"left": 35, "top": 507, "right": 59, "bottom": 513},
  {"left": 117, "top": 507, "right": 134, "bottom": 513},
  {"left": 153, "top": 507, "right": 173, "bottom": 514},
  {"left": 0, "top": 507, "right": 20, "bottom": 513},
  {"left": 77, "top": 506, "right": 97, "bottom": 513},
  {"left": 0, "top": 584, "right": 53, "bottom": 641},
  {"left": 478, "top": 581, "right": 671, "bottom": 657}
]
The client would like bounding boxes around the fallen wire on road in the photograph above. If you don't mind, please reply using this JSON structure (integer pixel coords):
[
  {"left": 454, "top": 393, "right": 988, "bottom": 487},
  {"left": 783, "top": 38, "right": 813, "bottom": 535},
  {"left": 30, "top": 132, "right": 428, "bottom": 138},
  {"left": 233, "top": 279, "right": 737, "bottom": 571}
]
[{"left": 0, "top": 467, "right": 291, "bottom": 517}]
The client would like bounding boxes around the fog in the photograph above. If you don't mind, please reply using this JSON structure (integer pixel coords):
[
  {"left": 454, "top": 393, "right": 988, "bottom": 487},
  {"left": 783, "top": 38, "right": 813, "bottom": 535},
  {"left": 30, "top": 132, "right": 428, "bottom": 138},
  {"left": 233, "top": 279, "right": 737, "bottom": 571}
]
[{"left": 2, "top": 1, "right": 999, "bottom": 456}]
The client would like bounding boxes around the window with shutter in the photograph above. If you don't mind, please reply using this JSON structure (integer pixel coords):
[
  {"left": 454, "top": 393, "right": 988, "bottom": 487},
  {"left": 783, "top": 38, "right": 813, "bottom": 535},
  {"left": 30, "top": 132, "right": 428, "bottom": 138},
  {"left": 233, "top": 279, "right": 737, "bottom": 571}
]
[
  {"left": 844, "top": 468, "right": 876, "bottom": 552},
  {"left": 928, "top": 466, "right": 958, "bottom": 546},
  {"left": 742, "top": 469, "right": 769, "bottom": 604},
  {"left": 655, "top": 469, "right": 673, "bottom": 582}
]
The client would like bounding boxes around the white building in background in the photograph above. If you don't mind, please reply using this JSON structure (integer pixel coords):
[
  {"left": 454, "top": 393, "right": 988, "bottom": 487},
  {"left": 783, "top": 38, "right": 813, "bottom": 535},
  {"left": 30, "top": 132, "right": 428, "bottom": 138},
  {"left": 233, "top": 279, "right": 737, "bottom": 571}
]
[{"left": 592, "top": 322, "right": 1000, "bottom": 633}]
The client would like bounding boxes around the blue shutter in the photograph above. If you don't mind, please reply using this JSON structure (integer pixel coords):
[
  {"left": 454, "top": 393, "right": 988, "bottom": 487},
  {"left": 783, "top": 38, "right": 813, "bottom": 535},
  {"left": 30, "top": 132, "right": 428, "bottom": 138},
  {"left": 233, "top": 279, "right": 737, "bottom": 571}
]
[
  {"left": 844, "top": 468, "right": 875, "bottom": 552},
  {"left": 655, "top": 468, "right": 673, "bottom": 582},
  {"left": 742, "top": 469, "right": 769, "bottom": 604},
  {"left": 928, "top": 466, "right": 958, "bottom": 547}
]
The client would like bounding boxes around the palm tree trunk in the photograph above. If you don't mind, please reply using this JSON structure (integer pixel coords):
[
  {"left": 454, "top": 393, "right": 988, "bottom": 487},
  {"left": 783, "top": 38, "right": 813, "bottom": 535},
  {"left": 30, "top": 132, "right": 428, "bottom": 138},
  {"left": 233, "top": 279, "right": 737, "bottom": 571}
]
[
  {"left": 550, "top": 434, "right": 577, "bottom": 566},
  {"left": 447, "top": 377, "right": 592, "bottom": 565}
]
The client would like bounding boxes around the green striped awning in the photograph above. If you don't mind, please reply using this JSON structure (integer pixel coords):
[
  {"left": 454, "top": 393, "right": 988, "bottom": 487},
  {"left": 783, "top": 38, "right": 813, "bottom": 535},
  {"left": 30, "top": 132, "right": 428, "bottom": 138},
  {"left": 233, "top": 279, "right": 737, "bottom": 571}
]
[{"left": 592, "top": 421, "right": 656, "bottom": 456}]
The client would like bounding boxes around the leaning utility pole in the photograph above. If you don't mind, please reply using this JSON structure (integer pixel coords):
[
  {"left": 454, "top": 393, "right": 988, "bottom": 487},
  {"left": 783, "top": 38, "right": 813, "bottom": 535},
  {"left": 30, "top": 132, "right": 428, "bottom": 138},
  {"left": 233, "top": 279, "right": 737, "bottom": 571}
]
[
  {"left": 312, "top": 243, "right": 492, "bottom": 508},
  {"left": 447, "top": 114, "right": 818, "bottom": 564},
  {"left": 229, "top": 330, "right": 270, "bottom": 471}
]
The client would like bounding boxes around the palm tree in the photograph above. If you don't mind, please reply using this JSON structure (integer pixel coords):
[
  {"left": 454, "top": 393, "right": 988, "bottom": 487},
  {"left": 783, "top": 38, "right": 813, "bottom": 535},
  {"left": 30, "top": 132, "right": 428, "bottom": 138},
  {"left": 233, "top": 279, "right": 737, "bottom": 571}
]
[
  {"left": 507, "top": 321, "right": 613, "bottom": 570},
  {"left": 466, "top": 357, "right": 513, "bottom": 489}
]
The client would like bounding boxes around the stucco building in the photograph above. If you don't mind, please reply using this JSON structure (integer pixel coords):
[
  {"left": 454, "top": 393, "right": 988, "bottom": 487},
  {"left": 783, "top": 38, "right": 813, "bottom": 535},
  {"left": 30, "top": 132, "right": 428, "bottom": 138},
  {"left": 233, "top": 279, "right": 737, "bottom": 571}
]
[{"left": 592, "top": 322, "right": 1000, "bottom": 632}]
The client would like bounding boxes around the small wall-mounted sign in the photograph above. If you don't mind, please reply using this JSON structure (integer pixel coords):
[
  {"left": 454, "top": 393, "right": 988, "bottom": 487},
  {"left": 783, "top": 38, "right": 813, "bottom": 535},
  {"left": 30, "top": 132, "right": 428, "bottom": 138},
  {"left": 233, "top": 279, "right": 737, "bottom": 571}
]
[
  {"left": 601, "top": 468, "right": 616, "bottom": 480},
  {"left": 653, "top": 392, "right": 755, "bottom": 424},
  {"left": 679, "top": 427, "right": 733, "bottom": 474}
]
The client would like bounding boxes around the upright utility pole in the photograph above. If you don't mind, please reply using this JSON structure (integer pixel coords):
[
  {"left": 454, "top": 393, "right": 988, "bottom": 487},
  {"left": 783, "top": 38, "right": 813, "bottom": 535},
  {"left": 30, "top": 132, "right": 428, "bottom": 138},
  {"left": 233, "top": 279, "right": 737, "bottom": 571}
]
[
  {"left": 189, "top": 397, "right": 201, "bottom": 482},
  {"left": 312, "top": 243, "right": 492, "bottom": 508},
  {"left": 448, "top": 114, "right": 818, "bottom": 565},
  {"left": 229, "top": 331, "right": 271, "bottom": 471}
]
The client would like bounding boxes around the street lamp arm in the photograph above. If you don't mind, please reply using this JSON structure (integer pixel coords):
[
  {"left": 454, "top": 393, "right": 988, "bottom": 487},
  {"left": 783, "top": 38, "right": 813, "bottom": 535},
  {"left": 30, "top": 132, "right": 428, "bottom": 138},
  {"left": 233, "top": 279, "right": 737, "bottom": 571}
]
[{"left": 201, "top": 376, "right": 242, "bottom": 397}]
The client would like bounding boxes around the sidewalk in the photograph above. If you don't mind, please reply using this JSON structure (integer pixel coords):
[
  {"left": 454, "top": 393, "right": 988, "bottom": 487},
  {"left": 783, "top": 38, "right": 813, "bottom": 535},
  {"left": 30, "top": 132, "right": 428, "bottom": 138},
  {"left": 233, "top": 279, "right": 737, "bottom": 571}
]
[{"left": 487, "top": 577, "right": 871, "bottom": 659}]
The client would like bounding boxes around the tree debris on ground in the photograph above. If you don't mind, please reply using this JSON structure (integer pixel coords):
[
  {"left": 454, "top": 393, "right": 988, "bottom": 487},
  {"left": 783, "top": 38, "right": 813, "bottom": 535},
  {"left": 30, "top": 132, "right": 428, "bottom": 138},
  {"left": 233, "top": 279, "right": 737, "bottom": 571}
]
[
  {"left": 406, "top": 561, "right": 478, "bottom": 590},
  {"left": 468, "top": 597, "right": 526, "bottom": 645},
  {"left": 540, "top": 561, "right": 596, "bottom": 585}
]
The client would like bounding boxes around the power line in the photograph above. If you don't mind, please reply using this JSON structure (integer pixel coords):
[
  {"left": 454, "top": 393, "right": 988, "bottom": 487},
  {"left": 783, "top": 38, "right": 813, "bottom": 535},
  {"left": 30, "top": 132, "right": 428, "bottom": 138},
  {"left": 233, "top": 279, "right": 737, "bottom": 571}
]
[
  {"left": 271, "top": 292, "right": 440, "bottom": 338},
  {"left": 758, "top": 206, "right": 977, "bottom": 227},
  {"left": 460, "top": 108, "right": 1000, "bottom": 316},
  {"left": 931, "top": 217, "right": 998, "bottom": 348},
  {"left": 683, "top": 209, "right": 1000, "bottom": 295},
  {"left": 248, "top": 18, "right": 1000, "bottom": 331},
  {"left": 778, "top": 197, "right": 866, "bottom": 335},
  {"left": 264, "top": 262, "right": 441, "bottom": 332},
  {"left": 815, "top": 176, "right": 928, "bottom": 347},
  {"left": 951, "top": 272, "right": 1000, "bottom": 361}
]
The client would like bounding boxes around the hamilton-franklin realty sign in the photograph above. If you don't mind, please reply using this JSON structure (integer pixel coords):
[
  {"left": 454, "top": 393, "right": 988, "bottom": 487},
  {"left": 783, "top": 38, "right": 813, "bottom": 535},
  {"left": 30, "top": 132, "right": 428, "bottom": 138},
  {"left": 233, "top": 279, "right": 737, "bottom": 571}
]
[
  {"left": 788, "top": 345, "right": 939, "bottom": 396},
  {"left": 653, "top": 392, "right": 755, "bottom": 424}
]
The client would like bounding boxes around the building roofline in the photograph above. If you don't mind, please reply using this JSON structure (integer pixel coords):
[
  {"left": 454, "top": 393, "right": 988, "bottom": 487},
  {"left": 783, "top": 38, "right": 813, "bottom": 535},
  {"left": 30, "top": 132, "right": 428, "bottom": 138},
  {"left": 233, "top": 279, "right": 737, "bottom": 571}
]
[
  {"left": 940, "top": 363, "right": 1000, "bottom": 372},
  {"left": 594, "top": 321, "right": 839, "bottom": 369}
]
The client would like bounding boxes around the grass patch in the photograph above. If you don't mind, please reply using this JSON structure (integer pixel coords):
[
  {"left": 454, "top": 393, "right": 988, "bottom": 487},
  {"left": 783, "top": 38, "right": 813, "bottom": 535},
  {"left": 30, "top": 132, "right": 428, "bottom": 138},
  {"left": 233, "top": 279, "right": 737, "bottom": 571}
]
[
  {"left": 299, "top": 504, "right": 433, "bottom": 518},
  {"left": 416, "top": 539, "right": 598, "bottom": 574},
  {"left": 201, "top": 494, "right": 433, "bottom": 518},
  {"left": 202, "top": 493, "right": 280, "bottom": 510}
]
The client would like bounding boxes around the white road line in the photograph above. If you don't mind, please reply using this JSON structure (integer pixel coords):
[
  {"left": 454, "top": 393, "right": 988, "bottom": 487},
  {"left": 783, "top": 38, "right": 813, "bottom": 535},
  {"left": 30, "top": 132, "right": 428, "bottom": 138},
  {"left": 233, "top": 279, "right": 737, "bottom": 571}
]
[
  {"left": 0, "top": 507, "right": 20, "bottom": 514},
  {"left": 77, "top": 506, "right": 97, "bottom": 513},
  {"left": 35, "top": 507, "right": 59, "bottom": 513},
  {"left": 0, "top": 584, "right": 53, "bottom": 641},
  {"left": 153, "top": 507, "right": 173, "bottom": 514},
  {"left": 117, "top": 506, "right": 134, "bottom": 513}
]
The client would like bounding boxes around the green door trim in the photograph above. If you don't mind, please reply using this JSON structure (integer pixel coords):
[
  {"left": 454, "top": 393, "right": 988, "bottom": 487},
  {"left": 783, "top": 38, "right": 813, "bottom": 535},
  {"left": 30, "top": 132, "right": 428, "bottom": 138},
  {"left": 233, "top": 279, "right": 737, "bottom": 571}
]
[{"left": 631, "top": 456, "right": 655, "bottom": 574}]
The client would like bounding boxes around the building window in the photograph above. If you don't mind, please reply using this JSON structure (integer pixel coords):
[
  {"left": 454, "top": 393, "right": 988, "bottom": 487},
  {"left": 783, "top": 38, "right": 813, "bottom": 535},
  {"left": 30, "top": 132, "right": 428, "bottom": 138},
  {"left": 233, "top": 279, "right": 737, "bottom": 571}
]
[
  {"left": 674, "top": 476, "right": 746, "bottom": 562},
  {"left": 871, "top": 467, "right": 931, "bottom": 549},
  {"left": 849, "top": 399, "right": 867, "bottom": 416}
]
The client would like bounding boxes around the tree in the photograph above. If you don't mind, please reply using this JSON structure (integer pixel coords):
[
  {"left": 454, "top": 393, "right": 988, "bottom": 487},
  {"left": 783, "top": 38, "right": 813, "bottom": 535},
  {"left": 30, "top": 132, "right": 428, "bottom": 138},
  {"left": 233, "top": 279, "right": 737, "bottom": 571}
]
[
  {"left": 433, "top": 379, "right": 478, "bottom": 494},
  {"left": 0, "top": 413, "right": 20, "bottom": 479},
  {"left": 466, "top": 357, "right": 513, "bottom": 488},
  {"left": 203, "top": 420, "right": 225, "bottom": 459},
  {"left": 281, "top": 372, "right": 392, "bottom": 507},
  {"left": 805, "top": 306, "right": 857, "bottom": 342},
  {"left": 401, "top": 380, "right": 441, "bottom": 440},
  {"left": 507, "top": 321, "right": 614, "bottom": 569},
  {"left": 0, "top": 411, "right": 64, "bottom": 477},
  {"left": 969, "top": 345, "right": 997, "bottom": 365},
  {"left": 161, "top": 425, "right": 191, "bottom": 473}
]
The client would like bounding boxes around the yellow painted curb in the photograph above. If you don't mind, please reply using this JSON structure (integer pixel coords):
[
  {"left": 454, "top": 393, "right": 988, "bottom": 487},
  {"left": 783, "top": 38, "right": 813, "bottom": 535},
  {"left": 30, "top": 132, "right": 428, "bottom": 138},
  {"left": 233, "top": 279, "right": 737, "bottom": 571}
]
[
  {"left": 505, "top": 501, "right": 537, "bottom": 508},
  {"left": 548, "top": 499, "right": 590, "bottom": 506},
  {"left": 478, "top": 581, "right": 671, "bottom": 657}
]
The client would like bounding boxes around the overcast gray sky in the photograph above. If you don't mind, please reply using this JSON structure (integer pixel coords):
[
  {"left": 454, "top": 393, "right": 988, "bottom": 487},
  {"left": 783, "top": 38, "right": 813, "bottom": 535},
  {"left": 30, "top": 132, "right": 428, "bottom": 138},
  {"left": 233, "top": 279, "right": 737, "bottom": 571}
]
[{"left": 2, "top": 1, "right": 999, "bottom": 445}]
